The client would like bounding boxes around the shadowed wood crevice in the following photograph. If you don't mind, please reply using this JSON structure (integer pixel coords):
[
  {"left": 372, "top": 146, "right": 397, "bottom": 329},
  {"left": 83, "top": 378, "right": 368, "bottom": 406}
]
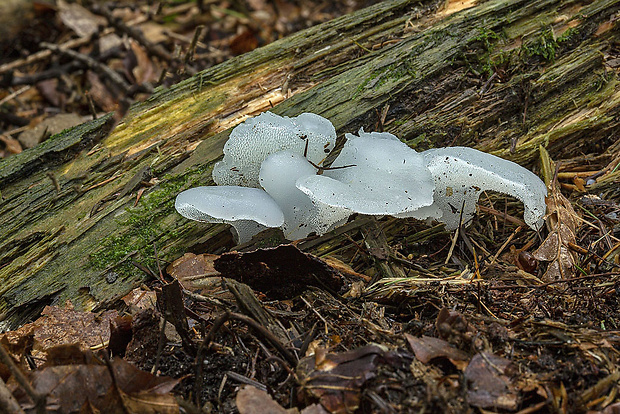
[{"left": 0, "top": 0, "right": 619, "bottom": 329}]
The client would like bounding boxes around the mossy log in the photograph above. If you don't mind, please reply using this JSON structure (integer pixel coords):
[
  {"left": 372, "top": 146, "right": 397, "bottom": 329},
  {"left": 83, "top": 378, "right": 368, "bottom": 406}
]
[{"left": 1, "top": 0, "right": 619, "bottom": 329}]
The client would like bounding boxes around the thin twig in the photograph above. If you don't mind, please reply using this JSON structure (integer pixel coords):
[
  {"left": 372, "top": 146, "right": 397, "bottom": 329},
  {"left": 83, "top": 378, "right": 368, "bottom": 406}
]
[
  {"left": 40, "top": 42, "right": 132, "bottom": 96},
  {"left": 0, "top": 28, "right": 117, "bottom": 74},
  {"left": 91, "top": 5, "right": 173, "bottom": 63}
]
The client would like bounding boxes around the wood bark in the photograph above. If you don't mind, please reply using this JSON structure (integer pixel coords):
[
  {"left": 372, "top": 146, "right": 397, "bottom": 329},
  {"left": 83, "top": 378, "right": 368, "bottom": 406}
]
[{"left": 1, "top": 0, "right": 619, "bottom": 329}]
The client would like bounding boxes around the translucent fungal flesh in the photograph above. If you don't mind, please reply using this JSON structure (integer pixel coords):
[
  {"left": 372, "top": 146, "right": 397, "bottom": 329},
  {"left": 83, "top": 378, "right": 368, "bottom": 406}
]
[
  {"left": 259, "top": 151, "right": 350, "bottom": 240},
  {"left": 176, "top": 112, "right": 547, "bottom": 242},
  {"left": 297, "top": 129, "right": 435, "bottom": 215},
  {"left": 422, "top": 147, "right": 547, "bottom": 230},
  {"left": 175, "top": 186, "right": 284, "bottom": 243}
]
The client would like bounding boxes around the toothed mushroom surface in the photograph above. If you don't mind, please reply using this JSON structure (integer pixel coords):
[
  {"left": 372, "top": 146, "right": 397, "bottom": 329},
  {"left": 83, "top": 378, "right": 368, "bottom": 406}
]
[{"left": 212, "top": 112, "right": 336, "bottom": 188}]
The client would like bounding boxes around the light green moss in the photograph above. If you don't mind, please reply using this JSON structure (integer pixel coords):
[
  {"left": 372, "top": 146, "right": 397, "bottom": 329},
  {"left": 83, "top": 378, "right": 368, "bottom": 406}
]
[{"left": 88, "top": 164, "right": 210, "bottom": 272}]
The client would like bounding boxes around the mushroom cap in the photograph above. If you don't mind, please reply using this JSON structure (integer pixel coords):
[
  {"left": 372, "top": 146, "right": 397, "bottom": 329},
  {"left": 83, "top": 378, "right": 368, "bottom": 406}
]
[
  {"left": 175, "top": 186, "right": 284, "bottom": 228},
  {"left": 422, "top": 147, "right": 547, "bottom": 230},
  {"left": 259, "top": 151, "right": 351, "bottom": 239},
  {"left": 212, "top": 112, "right": 336, "bottom": 188},
  {"left": 298, "top": 129, "right": 435, "bottom": 215}
]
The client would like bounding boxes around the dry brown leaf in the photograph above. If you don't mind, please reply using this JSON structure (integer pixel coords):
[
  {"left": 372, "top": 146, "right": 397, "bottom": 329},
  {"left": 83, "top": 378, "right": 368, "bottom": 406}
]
[
  {"left": 16, "top": 356, "right": 180, "bottom": 413},
  {"left": 405, "top": 334, "right": 469, "bottom": 370},
  {"left": 0, "top": 134, "right": 22, "bottom": 154},
  {"left": 464, "top": 352, "right": 519, "bottom": 410},
  {"left": 166, "top": 252, "right": 220, "bottom": 290},
  {"left": 236, "top": 385, "right": 289, "bottom": 414},
  {"left": 33, "top": 304, "right": 118, "bottom": 355},
  {"left": 300, "top": 405, "right": 329, "bottom": 414},
  {"left": 36, "top": 79, "right": 64, "bottom": 108},
  {"left": 86, "top": 70, "right": 118, "bottom": 112},
  {"left": 127, "top": 40, "right": 156, "bottom": 84},
  {"left": 297, "top": 344, "right": 400, "bottom": 414},
  {"left": 17, "top": 112, "right": 83, "bottom": 148},
  {"left": 533, "top": 182, "right": 580, "bottom": 282},
  {"left": 121, "top": 287, "right": 157, "bottom": 311},
  {"left": 57, "top": 0, "right": 106, "bottom": 38}
]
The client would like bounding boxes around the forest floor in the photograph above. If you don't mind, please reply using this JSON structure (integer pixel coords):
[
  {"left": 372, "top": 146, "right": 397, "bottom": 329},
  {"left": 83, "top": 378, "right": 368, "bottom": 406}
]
[{"left": 1, "top": 1, "right": 620, "bottom": 413}]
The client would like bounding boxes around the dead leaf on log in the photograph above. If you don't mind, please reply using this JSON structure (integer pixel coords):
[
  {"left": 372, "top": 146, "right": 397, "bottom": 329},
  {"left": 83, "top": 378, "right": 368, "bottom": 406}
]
[
  {"left": 215, "top": 244, "right": 344, "bottom": 299},
  {"left": 33, "top": 304, "right": 118, "bottom": 355},
  {"left": 297, "top": 344, "right": 401, "bottom": 414},
  {"left": 166, "top": 252, "right": 221, "bottom": 290},
  {"left": 464, "top": 352, "right": 519, "bottom": 411},
  {"left": 236, "top": 385, "right": 289, "bottom": 414},
  {"left": 405, "top": 334, "right": 469, "bottom": 370},
  {"left": 121, "top": 287, "right": 157, "bottom": 311}
]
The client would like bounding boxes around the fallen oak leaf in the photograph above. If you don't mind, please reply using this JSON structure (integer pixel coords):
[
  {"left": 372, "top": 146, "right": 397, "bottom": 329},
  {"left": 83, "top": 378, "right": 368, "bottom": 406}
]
[
  {"left": 533, "top": 222, "right": 577, "bottom": 281},
  {"left": 13, "top": 355, "right": 180, "bottom": 413},
  {"left": 534, "top": 147, "right": 580, "bottom": 282}
]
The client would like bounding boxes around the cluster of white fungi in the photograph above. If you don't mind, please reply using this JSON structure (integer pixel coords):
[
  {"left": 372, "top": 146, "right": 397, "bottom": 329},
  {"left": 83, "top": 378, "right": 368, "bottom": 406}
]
[{"left": 176, "top": 112, "right": 547, "bottom": 243}]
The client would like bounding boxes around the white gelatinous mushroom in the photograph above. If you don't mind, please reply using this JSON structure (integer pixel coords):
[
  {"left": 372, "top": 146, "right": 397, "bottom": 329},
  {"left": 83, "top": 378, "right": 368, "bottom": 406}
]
[
  {"left": 421, "top": 147, "right": 548, "bottom": 230},
  {"left": 212, "top": 112, "right": 336, "bottom": 188},
  {"left": 297, "top": 129, "right": 436, "bottom": 215},
  {"left": 259, "top": 151, "right": 351, "bottom": 240},
  {"left": 175, "top": 186, "right": 284, "bottom": 243}
]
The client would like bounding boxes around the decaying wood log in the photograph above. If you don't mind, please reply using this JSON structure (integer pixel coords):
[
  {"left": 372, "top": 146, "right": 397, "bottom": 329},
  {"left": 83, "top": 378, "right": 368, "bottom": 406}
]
[{"left": 1, "top": 0, "right": 619, "bottom": 329}]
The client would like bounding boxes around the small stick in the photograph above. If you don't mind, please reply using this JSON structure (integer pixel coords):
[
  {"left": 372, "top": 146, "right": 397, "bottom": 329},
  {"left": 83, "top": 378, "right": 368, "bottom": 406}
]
[
  {"left": 0, "top": 86, "right": 30, "bottom": 106},
  {"left": 91, "top": 5, "right": 173, "bottom": 63},
  {"left": 488, "top": 225, "right": 522, "bottom": 266},
  {"left": 477, "top": 204, "right": 527, "bottom": 227},
  {"left": 0, "top": 28, "right": 116, "bottom": 74},
  {"left": 151, "top": 317, "right": 167, "bottom": 375},
  {"left": 184, "top": 25, "right": 204, "bottom": 64},
  {"left": 40, "top": 42, "right": 132, "bottom": 95},
  {"left": 225, "top": 371, "right": 268, "bottom": 392}
]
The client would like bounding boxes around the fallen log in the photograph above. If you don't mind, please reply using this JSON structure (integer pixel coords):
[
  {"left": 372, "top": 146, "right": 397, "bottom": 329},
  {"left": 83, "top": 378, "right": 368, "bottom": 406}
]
[{"left": 1, "top": 0, "right": 619, "bottom": 329}]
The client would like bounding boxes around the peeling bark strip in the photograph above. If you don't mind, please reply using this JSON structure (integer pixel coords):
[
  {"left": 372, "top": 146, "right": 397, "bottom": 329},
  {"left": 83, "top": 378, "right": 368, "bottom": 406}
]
[{"left": 1, "top": 0, "right": 619, "bottom": 329}]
